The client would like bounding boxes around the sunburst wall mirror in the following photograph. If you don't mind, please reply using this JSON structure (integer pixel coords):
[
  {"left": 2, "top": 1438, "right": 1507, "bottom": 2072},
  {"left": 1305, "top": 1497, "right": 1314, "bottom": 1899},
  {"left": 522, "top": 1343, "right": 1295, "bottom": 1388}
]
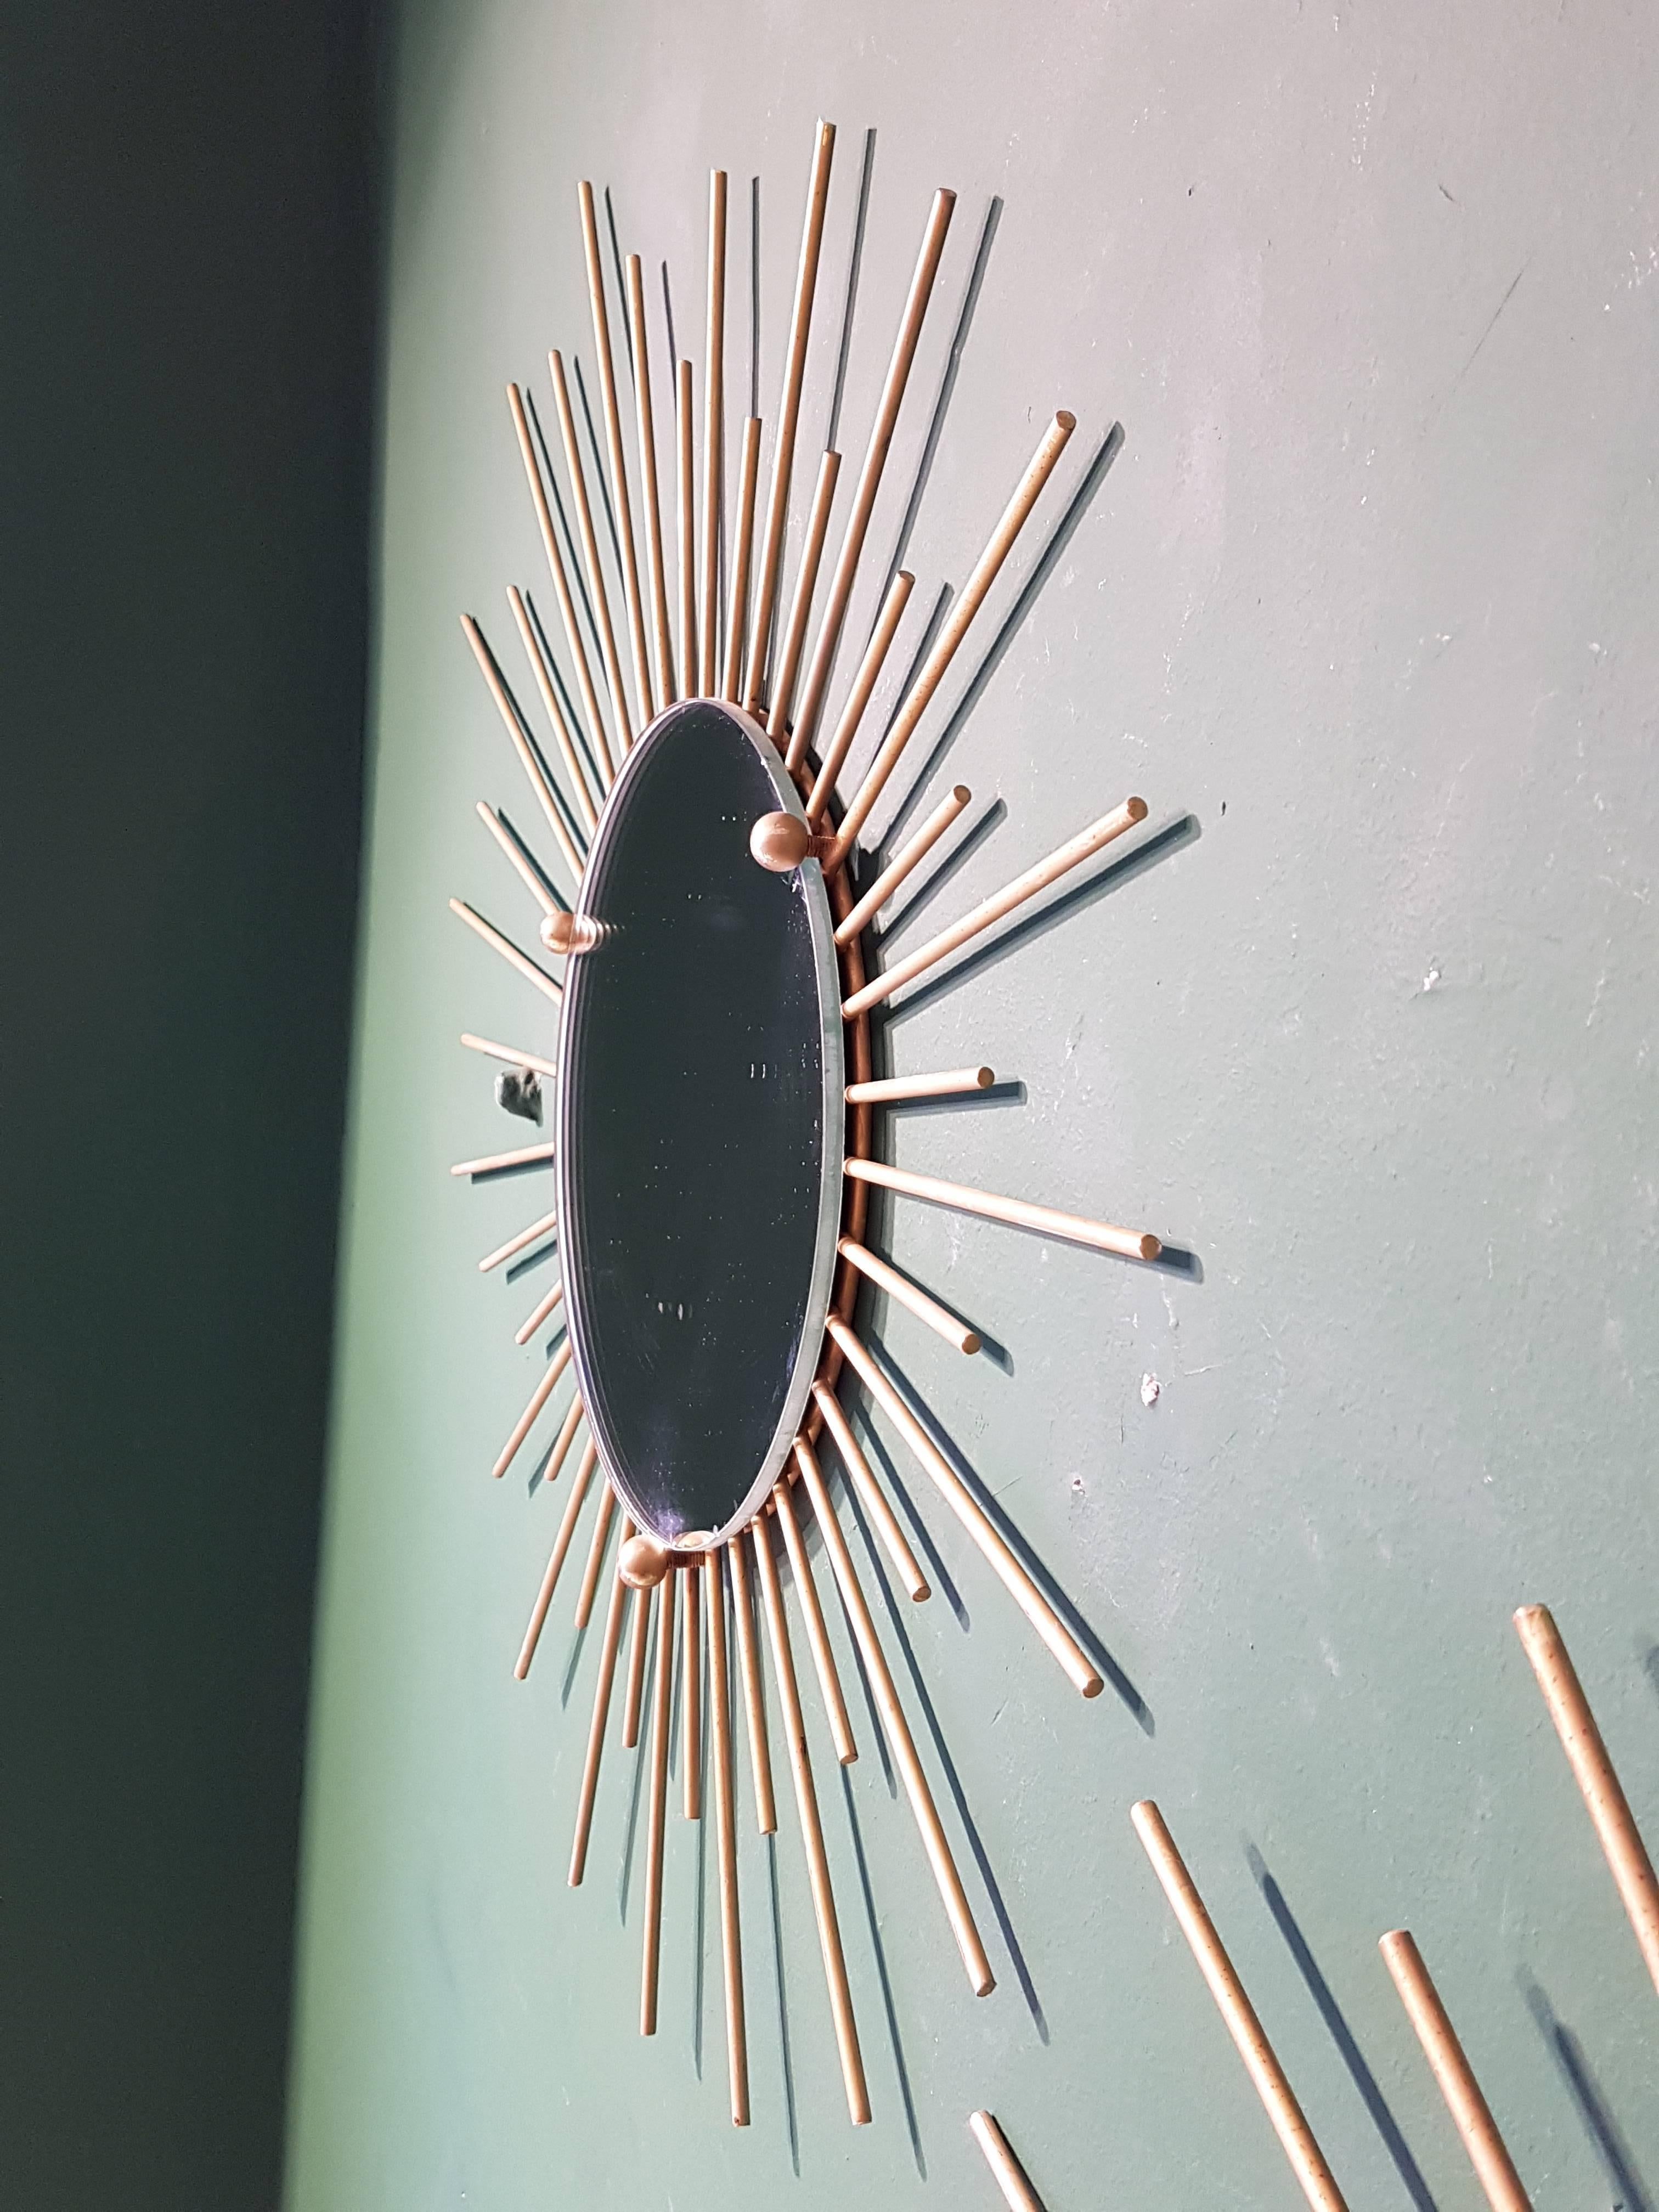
[{"left": 447, "top": 119, "right": 1179, "bottom": 2136}]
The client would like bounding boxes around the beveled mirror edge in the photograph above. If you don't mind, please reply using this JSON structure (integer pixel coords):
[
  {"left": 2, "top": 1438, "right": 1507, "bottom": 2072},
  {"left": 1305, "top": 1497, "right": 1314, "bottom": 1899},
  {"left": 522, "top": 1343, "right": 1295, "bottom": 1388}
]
[{"left": 555, "top": 697, "right": 846, "bottom": 1550}]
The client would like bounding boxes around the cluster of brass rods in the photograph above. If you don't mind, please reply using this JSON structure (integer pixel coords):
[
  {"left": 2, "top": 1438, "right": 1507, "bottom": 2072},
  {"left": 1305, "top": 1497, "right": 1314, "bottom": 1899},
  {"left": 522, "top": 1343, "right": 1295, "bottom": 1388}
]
[
  {"left": 838, "top": 1236, "right": 980, "bottom": 1355},
  {"left": 848, "top": 1157, "right": 1160, "bottom": 1265},
  {"left": 834, "top": 783, "right": 973, "bottom": 943},
  {"left": 824, "top": 412, "right": 1076, "bottom": 869},
  {"left": 700, "top": 171, "right": 727, "bottom": 695},
  {"left": 1513, "top": 1603, "right": 1659, "bottom": 1992},
  {"left": 452, "top": 1138, "right": 559, "bottom": 1180},
  {"left": 622, "top": 1577, "right": 652, "bottom": 1748},
  {"left": 624, "top": 254, "right": 675, "bottom": 712},
  {"left": 448, "top": 898, "right": 563, "bottom": 1008},
  {"left": 493, "top": 1340, "right": 573, "bottom": 1480},
  {"left": 744, "top": 119, "right": 836, "bottom": 712},
  {"left": 475, "top": 802, "right": 557, "bottom": 915},
  {"left": 641, "top": 1562, "right": 678, "bottom": 2033},
  {"left": 569, "top": 1516, "right": 635, "bottom": 1885},
  {"left": 842, "top": 795, "right": 1148, "bottom": 1013},
  {"left": 846, "top": 1064, "right": 993, "bottom": 1104},
  {"left": 477, "top": 1208, "right": 558, "bottom": 1274},
  {"left": 794, "top": 1436, "right": 992, "bottom": 1993},
  {"left": 461, "top": 1032, "right": 560, "bottom": 1080},
  {"left": 1379, "top": 1931, "right": 1533, "bottom": 2212},
  {"left": 706, "top": 1551, "right": 751, "bottom": 2125},
  {"left": 810, "top": 1380, "right": 929, "bottom": 1603},
  {"left": 751, "top": 1521, "right": 872, "bottom": 2124},
  {"left": 575, "top": 1480, "right": 618, "bottom": 1629},
  {"left": 578, "top": 182, "right": 653, "bottom": 726},
  {"left": 549, "top": 349, "right": 633, "bottom": 755},
  {"left": 460, "top": 616, "right": 586, "bottom": 882},
  {"left": 505, "top": 588, "right": 602, "bottom": 832},
  {"left": 828, "top": 1318, "right": 1102, "bottom": 1697},
  {"left": 765, "top": 449, "right": 841, "bottom": 745},
  {"left": 790, "top": 189, "right": 957, "bottom": 756},
  {"left": 675, "top": 359, "right": 697, "bottom": 701},
  {"left": 773, "top": 1477, "right": 856, "bottom": 1764},
  {"left": 682, "top": 1562, "right": 703, "bottom": 1820},
  {"left": 728, "top": 1533, "right": 777, "bottom": 1833},
  {"left": 968, "top": 2111, "right": 1045, "bottom": 2212},
  {"left": 515, "top": 1429, "right": 595, "bottom": 1678},
  {"left": 514, "top": 1278, "right": 564, "bottom": 1345},
  {"left": 1131, "top": 1800, "right": 1351, "bottom": 2212},
  {"left": 722, "top": 416, "right": 763, "bottom": 702},
  {"left": 506, "top": 381, "right": 614, "bottom": 787},
  {"left": 802, "top": 566, "right": 915, "bottom": 798}
]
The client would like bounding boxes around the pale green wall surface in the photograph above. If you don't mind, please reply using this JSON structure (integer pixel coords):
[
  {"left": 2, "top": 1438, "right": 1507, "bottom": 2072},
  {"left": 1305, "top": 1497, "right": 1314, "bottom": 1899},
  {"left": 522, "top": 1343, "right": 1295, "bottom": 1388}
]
[{"left": 287, "top": 2, "right": 1659, "bottom": 2206}]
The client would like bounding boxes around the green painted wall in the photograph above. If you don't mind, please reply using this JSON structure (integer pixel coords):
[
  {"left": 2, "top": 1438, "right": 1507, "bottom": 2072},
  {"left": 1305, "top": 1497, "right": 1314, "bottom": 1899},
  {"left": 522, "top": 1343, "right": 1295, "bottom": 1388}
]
[
  {"left": 289, "top": 3, "right": 1659, "bottom": 2207},
  {"left": 0, "top": 5, "right": 378, "bottom": 2204}
]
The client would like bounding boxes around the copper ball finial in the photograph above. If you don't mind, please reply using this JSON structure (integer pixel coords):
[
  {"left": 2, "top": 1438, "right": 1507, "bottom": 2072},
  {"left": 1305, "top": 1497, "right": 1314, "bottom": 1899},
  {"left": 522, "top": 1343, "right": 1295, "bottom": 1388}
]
[{"left": 618, "top": 1532, "right": 673, "bottom": 1589}]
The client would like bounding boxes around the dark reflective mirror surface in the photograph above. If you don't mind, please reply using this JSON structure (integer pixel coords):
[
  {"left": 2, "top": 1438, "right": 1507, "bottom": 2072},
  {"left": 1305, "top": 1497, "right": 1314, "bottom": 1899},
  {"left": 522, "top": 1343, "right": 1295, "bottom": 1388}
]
[{"left": 557, "top": 701, "right": 842, "bottom": 1541}]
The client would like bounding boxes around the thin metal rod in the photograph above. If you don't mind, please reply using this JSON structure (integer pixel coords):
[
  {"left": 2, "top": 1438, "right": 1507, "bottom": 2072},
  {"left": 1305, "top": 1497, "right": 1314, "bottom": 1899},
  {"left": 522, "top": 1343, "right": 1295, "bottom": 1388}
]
[
  {"left": 773, "top": 1476, "right": 856, "bottom": 1764},
  {"left": 461, "top": 614, "right": 585, "bottom": 882},
  {"left": 549, "top": 348, "right": 633, "bottom": 755},
  {"left": 475, "top": 802, "right": 556, "bottom": 915},
  {"left": 728, "top": 1528, "right": 776, "bottom": 1834},
  {"left": 801, "top": 566, "right": 914, "bottom": 793},
  {"left": 838, "top": 1237, "right": 980, "bottom": 1355},
  {"left": 745, "top": 119, "right": 836, "bottom": 712},
  {"left": 448, "top": 898, "right": 562, "bottom": 1008},
  {"left": 842, "top": 795, "right": 1148, "bottom": 1015},
  {"left": 968, "top": 2113, "right": 1045, "bottom": 2212},
  {"left": 641, "top": 1563, "right": 676, "bottom": 2034},
  {"left": 506, "top": 381, "right": 614, "bottom": 787},
  {"left": 1132, "top": 1800, "right": 1350, "bottom": 2212},
  {"left": 478, "top": 1208, "right": 558, "bottom": 1275},
  {"left": 681, "top": 1561, "right": 702, "bottom": 1819},
  {"left": 514, "top": 1278, "right": 564, "bottom": 1346},
  {"left": 579, "top": 181, "right": 654, "bottom": 726},
  {"left": 622, "top": 1578, "right": 651, "bottom": 1749},
  {"left": 833, "top": 783, "right": 973, "bottom": 945},
  {"left": 794, "top": 1436, "right": 989, "bottom": 1991},
  {"left": 625, "top": 253, "right": 675, "bottom": 712},
  {"left": 751, "top": 1522, "right": 871, "bottom": 2125},
  {"left": 1379, "top": 1931, "right": 1533, "bottom": 2212},
  {"left": 675, "top": 359, "right": 697, "bottom": 700},
  {"left": 707, "top": 1551, "right": 751, "bottom": 2126},
  {"left": 826, "top": 412, "right": 1076, "bottom": 868},
  {"left": 575, "top": 1479, "right": 617, "bottom": 1631},
  {"left": 764, "top": 449, "right": 840, "bottom": 745},
  {"left": 828, "top": 1318, "right": 1101, "bottom": 1696},
  {"left": 461, "top": 1031, "right": 559, "bottom": 1080},
  {"left": 514, "top": 1430, "right": 595, "bottom": 1679},
  {"left": 722, "top": 416, "right": 763, "bottom": 702},
  {"left": 493, "top": 1340, "right": 573, "bottom": 1480},
  {"left": 505, "top": 588, "right": 601, "bottom": 831},
  {"left": 790, "top": 189, "right": 956, "bottom": 756},
  {"left": 570, "top": 1521, "right": 634, "bottom": 1885},
  {"left": 452, "top": 1138, "right": 558, "bottom": 1180},
  {"left": 847, "top": 1156, "right": 1159, "bottom": 1265},
  {"left": 700, "top": 170, "right": 727, "bottom": 696},
  {"left": 810, "top": 1381, "right": 929, "bottom": 1603},
  {"left": 845, "top": 1064, "right": 991, "bottom": 1103},
  {"left": 1514, "top": 1603, "right": 1659, "bottom": 1994}
]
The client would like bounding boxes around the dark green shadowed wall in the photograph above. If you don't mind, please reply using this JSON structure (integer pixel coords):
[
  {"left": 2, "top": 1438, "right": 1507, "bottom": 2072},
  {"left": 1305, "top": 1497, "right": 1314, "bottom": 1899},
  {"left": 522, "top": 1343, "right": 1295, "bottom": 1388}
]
[{"left": 0, "top": 4, "right": 380, "bottom": 2205}]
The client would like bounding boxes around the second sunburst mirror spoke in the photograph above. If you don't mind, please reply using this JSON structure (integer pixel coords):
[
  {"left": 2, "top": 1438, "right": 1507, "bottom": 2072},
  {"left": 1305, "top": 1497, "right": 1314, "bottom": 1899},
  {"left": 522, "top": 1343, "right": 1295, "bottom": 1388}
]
[{"left": 556, "top": 696, "right": 844, "bottom": 1544}]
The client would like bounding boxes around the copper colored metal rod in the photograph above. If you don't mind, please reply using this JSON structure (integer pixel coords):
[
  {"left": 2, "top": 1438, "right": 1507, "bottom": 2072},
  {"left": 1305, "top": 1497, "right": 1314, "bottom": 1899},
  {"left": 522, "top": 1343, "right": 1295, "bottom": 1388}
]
[
  {"left": 622, "top": 1577, "right": 652, "bottom": 1750},
  {"left": 515, "top": 1430, "right": 595, "bottom": 1679},
  {"left": 451, "top": 1138, "right": 558, "bottom": 1180},
  {"left": 578, "top": 182, "right": 653, "bottom": 725},
  {"left": 505, "top": 380, "right": 614, "bottom": 786},
  {"left": 722, "top": 416, "right": 763, "bottom": 703},
  {"left": 752, "top": 1522, "right": 871, "bottom": 2125},
  {"left": 460, "top": 1031, "right": 560, "bottom": 1080},
  {"left": 765, "top": 449, "right": 840, "bottom": 747},
  {"left": 461, "top": 614, "right": 586, "bottom": 882},
  {"left": 1132, "top": 1799, "right": 1350, "bottom": 2212},
  {"left": 847, "top": 1156, "right": 1160, "bottom": 1265},
  {"left": 706, "top": 1551, "right": 751, "bottom": 2125},
  {"left": 493, "top": 1340, "right": 573, "bottom": 1480},
  {"left": 569, "top": 1520, "right": 634, "bottom": 1885},
  {"left": 802, "top": 566, "right": 915, "bottom": 799},
  {"left": 810, "top": 1379, "right": 929, "bottom": 1604},
  {"left": 727, "top": 1528, "right": 776, "bottom": 1834},
  {"left": 794, "top": 1436, "right": 991, "bottom": 1994},
  {"left": 1513, "top": 1603, "right": 1659, "bottom": 1994},
  {"left": 681, "top": 1561, "right": 703, "bottom": 1820},
  {"left": 833, "top": 783, "right": 970, "bottom": 944},
  {"left": 514, "top": 1279, "right": 563, "bottom": 1347},
  {"left": 838, "top": 1236, "right": 980, "bottom": 1355},
  {"left": 1379, "top": 1930, "right": 1533, "bottom": 2212},
  {"left": 477, "top": 1207, "right": 558, "bottom": 1276},
  {"left": 448, "top": 898, "right": 562, "bottom": 1009},
  {"left": 549, "top": 347, "right": 633, "bottom": 756},
  {"left": 745, "top": 119, "right": 836, "bottom": 712},
  {"left": 575, "top": 1479, "right": 617, "bottom": 1631},
  {"left": 845, "top": 1064, "right": 992, "bottom": 1104},
  {"left": 699, "top": 170, "right": 727, "bottom": 696},
  {"left": 505, "top": 588, "right": 601, "bottom": 831},
  {"left": 968, "top": 2112, "right": 1045, "bottom": 2212},
  {"left": 475, "top": 800, "right": 558, "bottom": 916},
  {"left": 625, "top": 252, "right": 675, "bottom": 713},
  {"left": 640, "top": 1562, "right": 676, "bottom": 2034},
  {"left": 773, "top": 1475, "right": 856, "bottom": 1764},
  {"left": 675, "top": 359, "right": 697, "bottom": 700}
]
